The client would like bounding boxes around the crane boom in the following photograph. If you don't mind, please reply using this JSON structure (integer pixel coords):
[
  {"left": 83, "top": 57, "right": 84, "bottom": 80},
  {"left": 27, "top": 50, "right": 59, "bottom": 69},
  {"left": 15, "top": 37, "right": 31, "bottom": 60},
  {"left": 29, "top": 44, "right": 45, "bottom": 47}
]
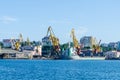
[{"left": 47, "top": 26, "right": 59, "bottom": 46}]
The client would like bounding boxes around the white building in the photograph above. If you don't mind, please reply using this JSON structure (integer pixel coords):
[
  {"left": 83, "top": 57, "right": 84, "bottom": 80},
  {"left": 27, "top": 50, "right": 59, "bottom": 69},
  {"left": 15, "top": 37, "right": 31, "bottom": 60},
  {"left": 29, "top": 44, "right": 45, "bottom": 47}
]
[
  {"left": 80, "top": 36, "right": 97, "bottom": 48},
  {"left": 2, "top": 39, "right": 12, "bottom": 48},
  {"left": 101, "top": 43, "right": 108, "bottom": 47}
]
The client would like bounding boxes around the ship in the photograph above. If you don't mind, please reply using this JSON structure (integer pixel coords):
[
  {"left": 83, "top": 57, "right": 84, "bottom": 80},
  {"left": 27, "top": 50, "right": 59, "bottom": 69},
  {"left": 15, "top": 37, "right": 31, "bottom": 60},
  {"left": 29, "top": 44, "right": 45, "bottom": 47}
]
[
  {"left": 41, "top": 26, "right": 61, "bottom": 59},
  {"left": 61, "top": 47, "right": 81, "bottom": 60},
  {"left": 41, "top": 27, "right": 81, "bottom": 60},
  {"left": 60, "top": 28, "right": 81, "bottom": 60}
]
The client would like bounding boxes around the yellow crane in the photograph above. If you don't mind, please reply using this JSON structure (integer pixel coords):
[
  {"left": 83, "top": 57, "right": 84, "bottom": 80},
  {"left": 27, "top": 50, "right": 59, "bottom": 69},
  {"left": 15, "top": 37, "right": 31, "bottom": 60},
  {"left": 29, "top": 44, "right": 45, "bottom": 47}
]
[
  {"left": 46, "top": 26, "right": 60, "bottom": 54},
  {"left": 70, "top": 28, "right": 80, "bottom": 54},
  {"left": 11, "top": 38, "right": 20, "bottom": 51},
  {"left": 11, "top": 33, "right": 23, "bottom": 51},
  {"left": 15, "top": 41, "right": 20, "bottom": 50},
  {"left": 92, "top": 40, "right": 101, "bottom": 53}
]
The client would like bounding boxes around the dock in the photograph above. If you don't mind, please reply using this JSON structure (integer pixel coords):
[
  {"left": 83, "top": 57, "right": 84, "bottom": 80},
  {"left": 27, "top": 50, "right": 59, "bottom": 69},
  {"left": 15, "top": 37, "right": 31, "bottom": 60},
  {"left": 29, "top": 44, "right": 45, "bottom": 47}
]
[{"left": 0, "top": 49, "right": 29, "bottom": 59}]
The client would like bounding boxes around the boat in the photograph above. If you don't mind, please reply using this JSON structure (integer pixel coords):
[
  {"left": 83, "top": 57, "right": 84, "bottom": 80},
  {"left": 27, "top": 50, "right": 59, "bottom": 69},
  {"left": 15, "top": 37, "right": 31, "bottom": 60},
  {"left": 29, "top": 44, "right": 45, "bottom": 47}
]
[{"left": 60, "top": 28, "right": 81, "bottom": 60}]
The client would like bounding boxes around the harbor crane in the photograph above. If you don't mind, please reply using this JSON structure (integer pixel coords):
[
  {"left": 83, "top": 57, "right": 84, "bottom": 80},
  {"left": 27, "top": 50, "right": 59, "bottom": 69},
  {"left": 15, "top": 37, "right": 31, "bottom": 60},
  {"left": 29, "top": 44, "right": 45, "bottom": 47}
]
[
  {"left": 11, "top": 33, "right": 23, "bottom": 51},
  {"left": 92, "top": 40, "right": 101, "bottom": 53},
  {"left": 46, "top": 26, "right": 61, "bottom": 56},
  {"left": 70, "top": 28, "right": 81, "bottom": 54}
]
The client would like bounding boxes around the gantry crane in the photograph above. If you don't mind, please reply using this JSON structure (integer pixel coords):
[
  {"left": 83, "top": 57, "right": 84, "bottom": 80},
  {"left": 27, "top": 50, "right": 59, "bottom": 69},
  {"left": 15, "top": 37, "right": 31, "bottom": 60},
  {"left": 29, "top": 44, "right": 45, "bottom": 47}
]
[
  {"left": 70, "top": 28, "right": 81, "bottom": 54},
  {"left": 46, "top": 26, "right": 61, "bottom": 56}
]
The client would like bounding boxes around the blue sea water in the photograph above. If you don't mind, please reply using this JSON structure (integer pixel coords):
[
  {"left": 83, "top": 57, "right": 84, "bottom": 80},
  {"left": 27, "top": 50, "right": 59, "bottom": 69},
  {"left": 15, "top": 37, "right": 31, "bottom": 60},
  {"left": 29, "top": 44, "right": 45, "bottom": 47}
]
[{"left": 0, "top": 60, "right": 120, "bottom": 80}]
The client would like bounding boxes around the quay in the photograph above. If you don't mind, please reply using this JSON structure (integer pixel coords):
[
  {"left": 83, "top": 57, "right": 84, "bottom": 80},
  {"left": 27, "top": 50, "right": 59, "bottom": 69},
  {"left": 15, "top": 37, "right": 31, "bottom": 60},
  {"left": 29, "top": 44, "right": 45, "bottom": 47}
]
[{"left": 0, "top": 49, "right": 30, "bottom": 59}]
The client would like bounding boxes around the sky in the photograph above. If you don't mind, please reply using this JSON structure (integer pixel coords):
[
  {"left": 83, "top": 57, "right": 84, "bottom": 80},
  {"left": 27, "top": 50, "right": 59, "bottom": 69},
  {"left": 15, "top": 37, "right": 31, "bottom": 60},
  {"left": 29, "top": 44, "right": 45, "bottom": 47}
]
[{"left": 0, "top": 0, "right": 120, "bottom": 44}]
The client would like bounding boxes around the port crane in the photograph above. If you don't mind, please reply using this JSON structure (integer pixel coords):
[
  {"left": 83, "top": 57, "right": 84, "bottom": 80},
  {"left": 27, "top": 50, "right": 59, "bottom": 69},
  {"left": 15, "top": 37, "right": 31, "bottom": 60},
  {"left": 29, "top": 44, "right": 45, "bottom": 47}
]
[
  {"left": 11, "top": 33, "right": 23, "bottom": 51},
  {"left": 11, "top": 40, "right": 20, "bottom": 51},
  {"left": 70, "top": 28, "right": 81, "bottom": 54},
  {"left": 46, "top": 26, "right": 61, "bottom": 56},
  {"left": 92, "top": 40, "right": 101, "bottom": 53}
]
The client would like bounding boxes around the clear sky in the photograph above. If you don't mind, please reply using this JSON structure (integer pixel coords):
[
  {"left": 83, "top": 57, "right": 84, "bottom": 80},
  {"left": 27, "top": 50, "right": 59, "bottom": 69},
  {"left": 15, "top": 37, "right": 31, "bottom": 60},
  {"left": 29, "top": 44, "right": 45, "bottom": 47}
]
[{"left": 0, "top": 0, "right": 120, "bottom": 44}]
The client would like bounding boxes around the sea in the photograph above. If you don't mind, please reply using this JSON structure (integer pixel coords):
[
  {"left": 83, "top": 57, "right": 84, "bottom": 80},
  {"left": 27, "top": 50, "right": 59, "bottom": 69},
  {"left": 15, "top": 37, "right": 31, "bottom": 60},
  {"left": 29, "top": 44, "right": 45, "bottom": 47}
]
[{"left": 0, "top": 60, "right": 120, "bottom": 80}]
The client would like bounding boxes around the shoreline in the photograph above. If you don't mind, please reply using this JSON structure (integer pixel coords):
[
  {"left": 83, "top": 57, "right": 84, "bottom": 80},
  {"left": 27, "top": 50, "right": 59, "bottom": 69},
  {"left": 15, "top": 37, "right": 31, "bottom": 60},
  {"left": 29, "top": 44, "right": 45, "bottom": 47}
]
[{"left": 0, "top": 57, "right": 106, "bottom": 60}]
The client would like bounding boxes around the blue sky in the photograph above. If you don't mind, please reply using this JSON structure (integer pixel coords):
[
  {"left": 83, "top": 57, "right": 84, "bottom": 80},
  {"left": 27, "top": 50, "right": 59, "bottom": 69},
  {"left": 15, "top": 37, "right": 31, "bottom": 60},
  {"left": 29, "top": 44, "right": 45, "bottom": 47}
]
[{"left": 0, "top": 0, "right": 120, "bottom": 44}]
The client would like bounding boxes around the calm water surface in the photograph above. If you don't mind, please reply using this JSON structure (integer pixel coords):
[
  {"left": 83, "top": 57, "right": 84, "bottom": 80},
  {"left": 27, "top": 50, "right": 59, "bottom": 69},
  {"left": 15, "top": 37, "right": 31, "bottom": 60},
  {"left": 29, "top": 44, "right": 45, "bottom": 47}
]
[{"left": 0, "top": 60, "right": 120, "bottom": 80}]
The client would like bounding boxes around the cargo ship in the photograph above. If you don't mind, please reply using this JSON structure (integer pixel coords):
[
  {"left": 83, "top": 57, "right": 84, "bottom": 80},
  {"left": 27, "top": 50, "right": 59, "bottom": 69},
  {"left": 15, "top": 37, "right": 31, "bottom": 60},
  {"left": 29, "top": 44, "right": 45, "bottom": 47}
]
[
  {"left": 61, "top": 47, "right": 81, "bottom": 60},
  {"left": 61, "top": 48, "right": 80, "bottom": 60}
]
